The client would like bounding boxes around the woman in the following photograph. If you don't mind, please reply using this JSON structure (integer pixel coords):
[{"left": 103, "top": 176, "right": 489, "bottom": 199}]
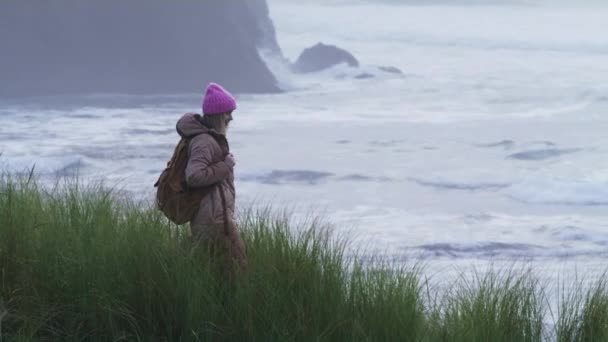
[{"left": 175, "top": 82, "right": 247, "bottom": 272}]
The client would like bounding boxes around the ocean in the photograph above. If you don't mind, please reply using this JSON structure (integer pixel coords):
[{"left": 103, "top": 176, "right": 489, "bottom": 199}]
[{"left": 1, "top": 0, "right": 608, "bottom": 286}]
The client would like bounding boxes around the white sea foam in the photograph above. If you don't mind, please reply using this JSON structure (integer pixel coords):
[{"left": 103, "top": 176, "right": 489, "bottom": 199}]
[{"left": 508, "top": 177, "right": 608, "bottom": 206}]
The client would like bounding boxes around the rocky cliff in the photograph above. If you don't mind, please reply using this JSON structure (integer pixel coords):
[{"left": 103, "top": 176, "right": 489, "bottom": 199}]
[{"left": 0, "top": 1, "right": 282, "bottom": 97}]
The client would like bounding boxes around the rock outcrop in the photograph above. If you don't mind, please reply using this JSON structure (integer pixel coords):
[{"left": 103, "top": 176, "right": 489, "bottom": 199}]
[
  {"left": 292, "top": 43, "right": 360, "bottom": 74},
  {"left": 378, "top": 66, "right": 404, "bottom": 75},
  {"left": 0, "top": 1, "right": 282, "bottom": 97}
]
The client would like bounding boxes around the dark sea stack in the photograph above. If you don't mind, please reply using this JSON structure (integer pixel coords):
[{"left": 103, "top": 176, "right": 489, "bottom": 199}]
[
  {"left": 292, "top": 42, "right": 360, "bottom": 74},
  {"left": 0, "top": 0, "right": 281, "bottom": 98}
]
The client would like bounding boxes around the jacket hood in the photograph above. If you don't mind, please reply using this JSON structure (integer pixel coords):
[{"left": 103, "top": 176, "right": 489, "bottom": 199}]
[{"left": 176, "top": 113, "right": 210, "bottom": 138}]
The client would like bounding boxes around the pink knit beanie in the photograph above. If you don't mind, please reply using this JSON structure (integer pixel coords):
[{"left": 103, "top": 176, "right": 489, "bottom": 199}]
[{"left": 202, "top": 82, "right": 237, "bottom": 115}]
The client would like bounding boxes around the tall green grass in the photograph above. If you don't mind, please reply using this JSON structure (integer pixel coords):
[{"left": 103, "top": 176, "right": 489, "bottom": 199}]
[
  {"left": 557, "top": 276, "right": 608, "bottom": 342},
  {"left": 0, "top": 175, "right": 607, "bottom": 341},
  {"left": 429, "top": 269, "right": 545, "bottom": 342}
]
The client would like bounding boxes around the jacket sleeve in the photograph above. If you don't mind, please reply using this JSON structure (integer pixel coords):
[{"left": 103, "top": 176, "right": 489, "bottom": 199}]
[{"left": 185, "top": 136, "right": 231, "bottom": 188}]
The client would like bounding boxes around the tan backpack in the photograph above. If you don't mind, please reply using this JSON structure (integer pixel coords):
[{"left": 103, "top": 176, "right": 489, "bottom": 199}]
[{"left": 154, "top": 134, "right": 215, "bottom": 225}]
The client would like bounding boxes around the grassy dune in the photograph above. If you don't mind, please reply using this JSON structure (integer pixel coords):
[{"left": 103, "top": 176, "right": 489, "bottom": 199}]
[{"left": 0, "top": 175, "right": 606, "bottom": 341}]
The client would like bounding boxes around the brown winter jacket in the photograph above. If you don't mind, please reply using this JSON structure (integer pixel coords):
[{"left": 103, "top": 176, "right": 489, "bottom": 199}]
[{"left": 176, "top": 113, "right": 235, "bottom": 228}]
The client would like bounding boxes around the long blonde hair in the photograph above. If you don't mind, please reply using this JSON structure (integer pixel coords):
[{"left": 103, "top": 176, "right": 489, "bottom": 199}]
[{"left": 200, "top": 113, "right": 230, "bottom": 135}]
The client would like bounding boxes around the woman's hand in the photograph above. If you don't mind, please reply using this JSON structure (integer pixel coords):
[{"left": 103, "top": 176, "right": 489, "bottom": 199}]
[{"left": 224, "top": 153, "right": 236, "bottom": 169}]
